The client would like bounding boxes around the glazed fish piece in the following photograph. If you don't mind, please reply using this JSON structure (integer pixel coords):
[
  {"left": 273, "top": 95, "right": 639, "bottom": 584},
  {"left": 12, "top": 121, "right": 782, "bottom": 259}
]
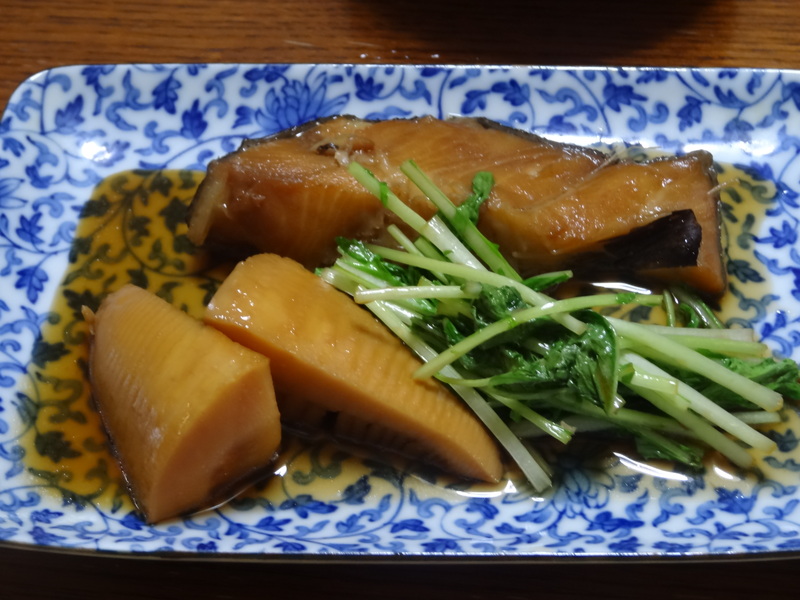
[
  {"left": 483, "top": 149, "right": 724, "bottom": 295},
  {"left": 188, "top": 115, "right": 725, "bottom": 297}
]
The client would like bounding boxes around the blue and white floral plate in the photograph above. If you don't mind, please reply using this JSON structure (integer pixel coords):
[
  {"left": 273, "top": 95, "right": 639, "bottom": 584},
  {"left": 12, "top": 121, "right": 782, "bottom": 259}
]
[{"left": 2, "top": 64, "right": 800, "bottom": 561}]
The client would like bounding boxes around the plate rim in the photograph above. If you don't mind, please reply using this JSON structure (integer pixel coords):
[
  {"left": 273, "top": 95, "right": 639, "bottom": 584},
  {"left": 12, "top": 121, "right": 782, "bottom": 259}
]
[{"left": 3, "top": 62, "right": 800, "bottom": 561}]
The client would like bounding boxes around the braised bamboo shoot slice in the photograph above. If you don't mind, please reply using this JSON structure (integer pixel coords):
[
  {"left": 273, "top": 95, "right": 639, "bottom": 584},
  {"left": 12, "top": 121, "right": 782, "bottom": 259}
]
[
  {"left": 86, "top": 284, "right": 281, "bottom": 523},
  {"left": 203, "top": 253, "right": 504, "bottom": 483}
]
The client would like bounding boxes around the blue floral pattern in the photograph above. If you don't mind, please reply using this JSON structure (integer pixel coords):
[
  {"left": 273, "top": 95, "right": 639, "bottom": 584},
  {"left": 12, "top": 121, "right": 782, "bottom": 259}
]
[{"left": 3, "top": 64, "right": 800, "bottom": 559}]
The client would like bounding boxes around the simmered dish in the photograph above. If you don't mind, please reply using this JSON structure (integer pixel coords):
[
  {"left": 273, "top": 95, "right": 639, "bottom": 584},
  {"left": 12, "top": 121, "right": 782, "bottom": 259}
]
[{"left": 81, "top": 116, "right": 798, "bottom": 522}]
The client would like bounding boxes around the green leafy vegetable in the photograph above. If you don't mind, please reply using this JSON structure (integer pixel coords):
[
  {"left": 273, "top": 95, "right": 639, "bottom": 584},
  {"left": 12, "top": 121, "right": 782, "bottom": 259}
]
[
  {"left": 317, "top": 161, "right": 800, "bottom": 491},
  {"left": 453, "top": 170, "right": 494, "bottom": 228}
]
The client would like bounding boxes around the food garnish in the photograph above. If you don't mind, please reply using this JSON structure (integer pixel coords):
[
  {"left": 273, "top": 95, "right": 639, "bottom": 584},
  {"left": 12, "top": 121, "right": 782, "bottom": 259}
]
[{"left": 316, "top": 159, "right": 798, "bottom": 491}]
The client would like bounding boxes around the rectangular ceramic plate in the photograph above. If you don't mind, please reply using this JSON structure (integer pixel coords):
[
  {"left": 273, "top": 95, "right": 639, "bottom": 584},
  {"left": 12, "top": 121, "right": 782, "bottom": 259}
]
[{"left": 2, "top": 64, "right": 800, "bottom": 560}]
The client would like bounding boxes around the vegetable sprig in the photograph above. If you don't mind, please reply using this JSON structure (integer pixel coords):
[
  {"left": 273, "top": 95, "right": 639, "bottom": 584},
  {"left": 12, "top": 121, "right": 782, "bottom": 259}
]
[{"left": 318, "top": 159, "right": 797, "bottom": 492}]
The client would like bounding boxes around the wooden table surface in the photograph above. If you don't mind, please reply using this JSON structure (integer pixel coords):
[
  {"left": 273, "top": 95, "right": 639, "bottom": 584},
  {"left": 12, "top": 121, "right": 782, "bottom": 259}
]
[{"left": 2, "top": 0, "right": 800, "bottom": 598}]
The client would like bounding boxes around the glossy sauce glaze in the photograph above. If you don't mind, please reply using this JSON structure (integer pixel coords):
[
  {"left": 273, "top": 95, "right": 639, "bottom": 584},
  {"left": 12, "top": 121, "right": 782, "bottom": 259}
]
[{"left": 18, "top": 161, "right": 792, "bottom": 522}]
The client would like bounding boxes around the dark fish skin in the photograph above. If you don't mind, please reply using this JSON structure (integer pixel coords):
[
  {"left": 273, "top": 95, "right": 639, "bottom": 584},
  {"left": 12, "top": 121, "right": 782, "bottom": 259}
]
[
  {"left": 188, "top": 115, "right": 725, "bottom": 297},
  {"left": 567, "top": 209, "right": 702, "bottom": 276}
]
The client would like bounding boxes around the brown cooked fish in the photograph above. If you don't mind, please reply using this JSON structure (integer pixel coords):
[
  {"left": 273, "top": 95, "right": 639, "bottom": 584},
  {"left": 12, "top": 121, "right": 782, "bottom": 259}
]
[{"left": 188, "top": 115, "right": 725, "bottom": 297}]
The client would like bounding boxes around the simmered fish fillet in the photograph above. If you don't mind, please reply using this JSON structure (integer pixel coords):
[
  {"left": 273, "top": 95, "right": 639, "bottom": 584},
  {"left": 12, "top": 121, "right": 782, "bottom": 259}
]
[{"left": 188, "top": 116, "right": 725, "bottom": 297}]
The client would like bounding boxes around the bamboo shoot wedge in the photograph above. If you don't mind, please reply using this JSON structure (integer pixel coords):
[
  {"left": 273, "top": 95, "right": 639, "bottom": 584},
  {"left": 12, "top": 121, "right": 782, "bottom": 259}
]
[
  {"left": 85, "top": 284, "right": 282, "bottom": 523},
  {"left": 203, "top": 253, "right": 505, "bottom": 483}
]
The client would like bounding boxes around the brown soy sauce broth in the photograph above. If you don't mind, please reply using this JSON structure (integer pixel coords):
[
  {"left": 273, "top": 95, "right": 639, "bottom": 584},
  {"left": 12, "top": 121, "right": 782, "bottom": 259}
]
[
  {"left": 17, "top": 161, "right": 791, "bottom": 522},
  {"left": 16, "top": 170, "right": 228, "bottom": 514},
  {"left": 17, "top": 169, "right": 495, "bottom": 519}
]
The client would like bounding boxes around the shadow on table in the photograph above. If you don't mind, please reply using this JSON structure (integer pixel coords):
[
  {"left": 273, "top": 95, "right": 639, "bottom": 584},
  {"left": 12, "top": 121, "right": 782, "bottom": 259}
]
[{"left": 350, "top": 0, "right": 726, "bottom": 65}]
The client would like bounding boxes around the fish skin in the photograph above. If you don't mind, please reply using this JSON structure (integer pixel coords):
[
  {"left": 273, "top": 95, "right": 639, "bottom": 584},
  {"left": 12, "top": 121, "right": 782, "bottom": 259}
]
[{"left": 188, "top": 115, "right": 725, "bottom": 297}]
